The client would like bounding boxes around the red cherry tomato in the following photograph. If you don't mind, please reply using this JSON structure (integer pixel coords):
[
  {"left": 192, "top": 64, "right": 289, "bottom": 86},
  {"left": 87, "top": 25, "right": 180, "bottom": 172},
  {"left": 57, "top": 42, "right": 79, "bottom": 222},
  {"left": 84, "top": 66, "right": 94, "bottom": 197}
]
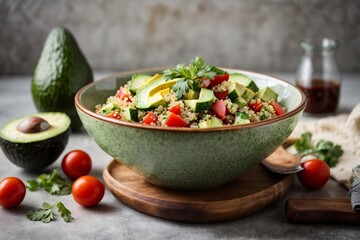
[
  {"left": 72, "top": 176, "right": 105, "bottom": 207},
  {"left": 297, "top": 159, "right": 330, "bottom": 190},
  {"left": 169, "top": 104, "right": 181, "bottom": 115},
  {"left": 214, "top": 90, "right": 229, "bottom": 100},
  {"left": 249, "top": 101, "right": 263, "bottom": 113},
  {"left": 0, "top": 177, "right": 26, "bottom": 208},
  {"left": 212, "top": 100, "right": 227, "bottom": 119},
  {"left": 143, "top": 112, "right": 158, "bottom": 125},
  {"left": 62, "top": 150, "right": 92, "bottom": 180},
  {"left": 165, "top": 113, "right": 188, "bottom": 127},
  {"left": 269, "top": 101, "right": 286, "bottom": 116}
]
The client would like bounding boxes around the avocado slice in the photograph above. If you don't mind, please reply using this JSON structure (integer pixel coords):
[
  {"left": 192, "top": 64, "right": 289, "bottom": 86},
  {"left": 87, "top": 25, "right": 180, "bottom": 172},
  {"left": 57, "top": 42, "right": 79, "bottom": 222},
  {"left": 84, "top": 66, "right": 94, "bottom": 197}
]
[
  {"left": 129, "top": 74, "right": 152, "bottom": 94},
  {"left": 136, "top": 75, "right": 179, "bottom": 109},
  {"left": 184, "top": 88, "right": 215, "bottom": 112},
  {"left": 229, "top": 73, "right": 259, "bottom": 92},
  {"left": 258, "top": 86, "right": 278, "bottom": 102},
  {"left": 234, "top": 112, "right": 250, "bottom": 125},
  {"left": 32, "top": 27, "right": 93, "bottom": 131},
  {"left": 199, "top": 117, "right": 223, "bottom": 128},
  {"left": 0, "top": 112, "right": 71, "bottom": 170}
]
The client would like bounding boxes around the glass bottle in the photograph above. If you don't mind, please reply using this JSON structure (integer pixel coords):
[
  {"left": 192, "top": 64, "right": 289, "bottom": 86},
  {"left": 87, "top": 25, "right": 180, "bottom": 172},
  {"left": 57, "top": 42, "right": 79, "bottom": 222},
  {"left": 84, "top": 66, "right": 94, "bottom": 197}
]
[{"left": 296, "top": 38, "right": 341, "bottom": 114}]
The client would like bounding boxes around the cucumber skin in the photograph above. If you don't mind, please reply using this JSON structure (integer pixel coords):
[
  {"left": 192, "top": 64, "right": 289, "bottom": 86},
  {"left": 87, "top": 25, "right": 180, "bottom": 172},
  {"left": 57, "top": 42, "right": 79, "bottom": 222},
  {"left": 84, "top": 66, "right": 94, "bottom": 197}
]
[
  {"left": 32, "top": 27, "right": 93, "bottom": 131},
  {"left": 0, "top": 128, "right": 70, "bottom": 170}
]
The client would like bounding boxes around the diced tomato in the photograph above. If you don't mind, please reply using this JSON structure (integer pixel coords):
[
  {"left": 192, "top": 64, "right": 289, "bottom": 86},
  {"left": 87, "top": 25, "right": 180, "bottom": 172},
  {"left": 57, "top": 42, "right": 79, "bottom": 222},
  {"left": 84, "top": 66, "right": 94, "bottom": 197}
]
[
  {"left": 116, "top": 87, "right": 131, "bottom": 102},
  {"left": 214, "top": 73, "right": 229, "bottom": 82},
  {"left": 201, "top": 74, "right": 229, "bottom": 88},
  {"left": 169, "top": 104, "right": 181, "bottom": 115},
  {"left": 212, "top": 100, "right": 227, "bottom": 119},
  {"left": 143, "top": 112, "right": 158, "bottom": 125},
  {"left": 249, "top": 101, "right": 263, "bottom": 113},
  {"left": 165, "top": 113, "right": 188, "bottom": 127},
  {"left": 106, "top": 111, "right": 121, "bottom": 119},
  {"left": 270, "top": 101, "right": 286, "bottom": 116},
  {"left": 214, "top": 90, "right": 228, "bottom": 100},
  {"left": 201, "top": 78, "right": 211, "bottom": 88},
  {"left": 209, "top": 73, "right": 230, "bottom": 87}
]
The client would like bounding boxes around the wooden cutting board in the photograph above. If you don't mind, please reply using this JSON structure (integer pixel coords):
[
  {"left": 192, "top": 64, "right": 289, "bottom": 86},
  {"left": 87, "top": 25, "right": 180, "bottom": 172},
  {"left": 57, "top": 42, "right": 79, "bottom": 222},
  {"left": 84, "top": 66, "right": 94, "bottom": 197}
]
[{"left": 103, "top": 154, "right": 293, "bottom": 223}]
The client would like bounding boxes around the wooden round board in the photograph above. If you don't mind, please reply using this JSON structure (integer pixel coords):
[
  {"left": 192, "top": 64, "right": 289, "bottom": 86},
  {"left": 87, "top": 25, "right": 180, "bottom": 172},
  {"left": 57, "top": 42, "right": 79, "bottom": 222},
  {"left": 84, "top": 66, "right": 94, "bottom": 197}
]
[{"left": 103, "top": 156, "right": 293, "bottom": 223}]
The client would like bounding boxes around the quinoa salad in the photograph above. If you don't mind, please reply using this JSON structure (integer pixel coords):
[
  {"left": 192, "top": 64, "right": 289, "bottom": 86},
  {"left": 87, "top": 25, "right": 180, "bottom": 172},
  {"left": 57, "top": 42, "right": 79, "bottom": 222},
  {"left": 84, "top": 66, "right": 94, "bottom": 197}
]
[{"left": 95, "top": 57, "right": 286, "bottom": 128}]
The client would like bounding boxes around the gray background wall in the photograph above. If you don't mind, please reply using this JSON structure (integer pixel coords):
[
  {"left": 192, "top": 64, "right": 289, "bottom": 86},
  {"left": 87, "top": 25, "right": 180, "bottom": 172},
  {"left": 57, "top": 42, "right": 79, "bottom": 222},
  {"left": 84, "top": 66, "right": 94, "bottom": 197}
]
[{"left": 1, "top": 0, "right": 359, "bottom": 75}]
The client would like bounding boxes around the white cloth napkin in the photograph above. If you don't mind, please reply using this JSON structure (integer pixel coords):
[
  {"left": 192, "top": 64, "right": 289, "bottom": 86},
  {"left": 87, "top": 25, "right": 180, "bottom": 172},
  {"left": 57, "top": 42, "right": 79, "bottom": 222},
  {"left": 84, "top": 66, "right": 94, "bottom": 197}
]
[{"left": 289, "top": 103, "right": 360, "bottom": 189}]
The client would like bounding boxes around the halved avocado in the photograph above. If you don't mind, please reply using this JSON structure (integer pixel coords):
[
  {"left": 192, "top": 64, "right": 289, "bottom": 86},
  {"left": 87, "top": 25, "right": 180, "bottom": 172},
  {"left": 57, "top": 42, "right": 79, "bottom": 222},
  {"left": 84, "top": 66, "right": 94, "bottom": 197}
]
[
  {"left": 136, "top": 74, "right": 179, "bottom": 109},
  {"left": 0, "top": 112, "right": 71, "bottom": 170}
]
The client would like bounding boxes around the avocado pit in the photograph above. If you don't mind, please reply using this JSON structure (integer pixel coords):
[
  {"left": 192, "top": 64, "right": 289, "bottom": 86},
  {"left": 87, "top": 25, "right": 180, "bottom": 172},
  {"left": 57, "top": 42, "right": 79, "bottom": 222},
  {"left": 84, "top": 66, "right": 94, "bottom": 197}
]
[{"left": 17, "top": 116, "right": 50, "bottom": 133}]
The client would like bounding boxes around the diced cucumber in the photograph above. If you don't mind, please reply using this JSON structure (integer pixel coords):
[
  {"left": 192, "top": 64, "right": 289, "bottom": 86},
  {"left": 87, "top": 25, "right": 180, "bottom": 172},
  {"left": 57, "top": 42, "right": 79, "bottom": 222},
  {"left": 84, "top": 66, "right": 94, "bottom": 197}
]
[
  {"left": 129, "top": 74, "right": 152, "bottom": 94},
  {"left": 229, "top": 73, "right": 259, "bottom": 92},
  {"left": 257, "top": 87, "right": 278, "bottom": 102},
  {"left": 123, "top": 107, "right": 138, "bottom": 122}
]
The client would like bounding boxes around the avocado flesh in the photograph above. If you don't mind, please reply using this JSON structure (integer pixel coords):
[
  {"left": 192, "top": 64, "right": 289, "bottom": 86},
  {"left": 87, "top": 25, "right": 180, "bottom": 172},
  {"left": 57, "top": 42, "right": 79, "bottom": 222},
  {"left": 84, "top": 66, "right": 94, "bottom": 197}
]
[
  {"left": 136, "top": 76, "right": 179, "bottom": 109},
  {"left": 0, "top": 112, "right": 71, "bottom": 170},
  {"left": 229, "top": 73, "right": 259, "bottom": 92},
  {"left": 258, "top": 86, "right": 278, "bottom": 102},
  {"left": 184, "top": 88, "right": 215, "bottom": 112},
  {"left": 32, "top": 27, "right": 93, "bottom": 130}
]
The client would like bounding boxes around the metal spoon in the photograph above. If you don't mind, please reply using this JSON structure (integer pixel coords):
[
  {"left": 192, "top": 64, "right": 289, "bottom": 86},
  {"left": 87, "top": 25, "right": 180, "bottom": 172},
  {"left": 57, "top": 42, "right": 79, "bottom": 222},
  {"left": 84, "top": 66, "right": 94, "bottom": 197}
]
[{"left": 262, "top": 146, "right": 304, "bottom": 174}]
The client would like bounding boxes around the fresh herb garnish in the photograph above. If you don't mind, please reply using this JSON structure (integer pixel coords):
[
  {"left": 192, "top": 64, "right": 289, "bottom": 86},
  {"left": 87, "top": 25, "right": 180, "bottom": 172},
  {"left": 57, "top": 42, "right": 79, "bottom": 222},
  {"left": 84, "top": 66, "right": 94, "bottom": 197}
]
[
  {"left": 163, "top": 57, "right": 226, "bottom": 98},
  {"left": 26, "top": 202, "right": 74, "bottom": 223},
  {"left": 26, "top": 169, "right": 72, "bottom": 195},
  {"left": 294, "top": 131, "right": 343, "bottom": 167}
]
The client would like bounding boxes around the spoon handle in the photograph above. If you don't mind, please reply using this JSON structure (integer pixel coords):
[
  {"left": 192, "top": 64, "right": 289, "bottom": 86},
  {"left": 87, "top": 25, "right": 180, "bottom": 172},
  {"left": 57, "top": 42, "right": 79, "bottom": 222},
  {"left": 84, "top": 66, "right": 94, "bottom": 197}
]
[{"left": 285, "top": 198, "right": 360, "bottom": 225}]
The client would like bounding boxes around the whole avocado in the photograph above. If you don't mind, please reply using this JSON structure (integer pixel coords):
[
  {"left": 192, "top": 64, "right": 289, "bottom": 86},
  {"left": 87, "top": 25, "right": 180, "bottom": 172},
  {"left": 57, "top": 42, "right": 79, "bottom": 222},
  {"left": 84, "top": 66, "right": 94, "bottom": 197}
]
[{"left": 32, "top": 26, "right": 93, "bottom": 130}]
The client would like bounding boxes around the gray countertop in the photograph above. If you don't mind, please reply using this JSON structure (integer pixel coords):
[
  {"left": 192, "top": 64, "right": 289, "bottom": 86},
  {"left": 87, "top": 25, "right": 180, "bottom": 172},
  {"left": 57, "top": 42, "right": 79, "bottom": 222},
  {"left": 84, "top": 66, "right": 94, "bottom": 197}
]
[{"left": 0, "top": 73, "right": 359, "bottom": 240}]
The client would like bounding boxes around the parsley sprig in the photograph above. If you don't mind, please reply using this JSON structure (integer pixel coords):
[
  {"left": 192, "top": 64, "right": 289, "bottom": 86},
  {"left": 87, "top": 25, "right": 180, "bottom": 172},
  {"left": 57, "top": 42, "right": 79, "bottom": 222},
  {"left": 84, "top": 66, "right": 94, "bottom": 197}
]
[
  {"left": 163, "top": 57, "right": 226, "bottom": 98},
  {"left": 26, "top": 169, "right": 72, "bottom": 195},
  {"left": 26, "top": 202, "right": 74, "bottom": 223},
  {"left": 294, "top": 132, "right": 344, "bottom": 167}
]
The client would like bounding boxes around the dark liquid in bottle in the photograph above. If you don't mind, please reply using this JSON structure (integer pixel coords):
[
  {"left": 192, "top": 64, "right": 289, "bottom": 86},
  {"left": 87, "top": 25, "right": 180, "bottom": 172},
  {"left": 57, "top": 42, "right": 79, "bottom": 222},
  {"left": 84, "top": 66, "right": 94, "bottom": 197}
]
[{"left": 296, "top": 79, "right": 340, "bottom": 114}]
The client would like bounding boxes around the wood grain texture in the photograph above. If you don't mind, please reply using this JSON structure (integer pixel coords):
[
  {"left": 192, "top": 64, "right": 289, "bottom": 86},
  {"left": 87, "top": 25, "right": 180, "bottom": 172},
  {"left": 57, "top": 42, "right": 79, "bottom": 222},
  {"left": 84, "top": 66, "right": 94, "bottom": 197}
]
[
  {"left": 103, "top": 158, "right": 293, "bottom": 223},
  {"left": 286, "top": 198, "right": 360, "bottom": 225}
]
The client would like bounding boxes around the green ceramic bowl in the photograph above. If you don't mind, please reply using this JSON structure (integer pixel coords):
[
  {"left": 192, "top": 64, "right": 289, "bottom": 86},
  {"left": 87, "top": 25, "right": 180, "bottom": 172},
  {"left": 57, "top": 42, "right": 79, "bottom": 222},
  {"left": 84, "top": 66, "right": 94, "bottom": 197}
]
[{"left": 75, "top": 67, "right": 306, "bottom": 190}]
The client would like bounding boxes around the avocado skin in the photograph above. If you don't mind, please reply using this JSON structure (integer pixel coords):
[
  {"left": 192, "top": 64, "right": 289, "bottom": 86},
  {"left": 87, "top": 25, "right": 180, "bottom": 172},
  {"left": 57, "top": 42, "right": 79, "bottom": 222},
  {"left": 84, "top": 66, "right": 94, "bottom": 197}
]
[
  {"left": 32, "top": 27, "right": 93, "bottom": 130},
  {"left": 0, "top": 128, "right": 70, "bottom": 170}
]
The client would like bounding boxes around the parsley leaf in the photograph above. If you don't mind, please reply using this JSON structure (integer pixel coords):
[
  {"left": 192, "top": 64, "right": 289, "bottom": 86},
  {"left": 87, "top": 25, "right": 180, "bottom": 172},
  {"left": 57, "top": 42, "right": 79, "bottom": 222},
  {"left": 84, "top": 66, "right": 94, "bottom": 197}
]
[
  {"left": 26, "top": 169, "right": 72, "bottom": 195},
  {"left": 163, "top": 57, "right": 227, "bottom": 99},
  {"left": 26, "top": 202, "right": 74, "bottom": 223},
  {"left": 56, "top": 202, "right": 74, "bottom": 223},
  {"left": 26, "top": 202, "right": 55, "bottom": 223},
  {"left": 294, "top": 131, "right": 344, "bottom": 167}
]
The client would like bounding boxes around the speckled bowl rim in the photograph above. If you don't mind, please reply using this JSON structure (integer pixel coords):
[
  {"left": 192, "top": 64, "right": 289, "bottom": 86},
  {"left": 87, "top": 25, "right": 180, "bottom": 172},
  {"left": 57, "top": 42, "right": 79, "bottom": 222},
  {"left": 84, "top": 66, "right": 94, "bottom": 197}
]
[{"left": 75, "top": 67, "right": 306, "bottom": 132}]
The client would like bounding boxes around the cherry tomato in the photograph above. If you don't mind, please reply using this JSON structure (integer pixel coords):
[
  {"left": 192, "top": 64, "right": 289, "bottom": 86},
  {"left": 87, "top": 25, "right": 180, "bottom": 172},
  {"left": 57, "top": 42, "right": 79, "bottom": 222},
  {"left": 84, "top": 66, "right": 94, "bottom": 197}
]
[
  {"left": 62, "top": 150, "right": 92, "bottom": 180},
  {"left": 0, "top": 177, "right": 26, "bottom": 208},
  {"left": 165, "top": 112, "right": 188, "bottom": 127},
  {"left": 212, "top": 100, "right": 227, "bottom": 119},
  {"left": 269, "top": 101, "right": 286, "bottom": 116},
  {"left": 169, "top": 104, "right": 181, "bottom": 115},
  {"left": 143, "top": 112, "right": 158, "bottom": 125},
  {"left": 249, "top": 101, "right": 263, "bottom": 113},
  {"left": 106, "top": 111, "right": 121, "bottom": 119},
  {"left": 297, "top": 159, "right": 330, "bottom": 190},
  {"left": 214, "top": 90, "right": 229, "bottom": 100},
  {"left": 72, "top": 176, "right": 105, "bottom": 207}
]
